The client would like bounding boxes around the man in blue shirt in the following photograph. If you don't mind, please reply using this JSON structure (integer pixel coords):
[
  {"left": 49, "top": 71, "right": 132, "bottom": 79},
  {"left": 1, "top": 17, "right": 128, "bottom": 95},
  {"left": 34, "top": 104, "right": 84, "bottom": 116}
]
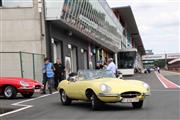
[{"left": 42, "top": 58, "right": 54, "bottom": 94}]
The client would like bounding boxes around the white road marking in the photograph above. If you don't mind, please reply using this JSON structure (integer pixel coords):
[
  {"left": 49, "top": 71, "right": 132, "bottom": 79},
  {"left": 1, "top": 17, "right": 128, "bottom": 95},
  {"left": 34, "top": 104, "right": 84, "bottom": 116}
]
[
  {"left": 160, "top": 76, "right": 180, "bottom": 88},
  {"left": 155, "top": 72, "right": 168, "bottom": 88},
  {"left": 155, "top": 72, "right": 180, "bottom": 88},
  {"left": 0, "top": 91, "right": 58, "bottom": 117}
]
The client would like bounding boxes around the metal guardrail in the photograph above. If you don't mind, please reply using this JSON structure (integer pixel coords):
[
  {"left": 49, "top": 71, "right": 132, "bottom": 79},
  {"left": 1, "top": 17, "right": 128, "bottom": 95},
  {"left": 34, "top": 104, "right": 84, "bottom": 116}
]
[{"left": 0, "top": 52, "right": 45, "bottom": 82}]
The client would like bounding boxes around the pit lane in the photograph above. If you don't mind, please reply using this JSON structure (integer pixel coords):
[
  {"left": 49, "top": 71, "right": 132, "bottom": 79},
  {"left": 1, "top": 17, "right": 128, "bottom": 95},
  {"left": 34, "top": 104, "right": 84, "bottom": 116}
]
[{"left": 0, "top": 71, "right": 179, "bottom": 120}]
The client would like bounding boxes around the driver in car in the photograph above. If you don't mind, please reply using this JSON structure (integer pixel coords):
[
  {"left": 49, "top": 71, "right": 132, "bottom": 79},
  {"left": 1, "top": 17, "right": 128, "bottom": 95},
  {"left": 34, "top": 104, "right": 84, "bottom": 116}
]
[{"left": 68, "top": 73, "right": 78, "bottom": 82}]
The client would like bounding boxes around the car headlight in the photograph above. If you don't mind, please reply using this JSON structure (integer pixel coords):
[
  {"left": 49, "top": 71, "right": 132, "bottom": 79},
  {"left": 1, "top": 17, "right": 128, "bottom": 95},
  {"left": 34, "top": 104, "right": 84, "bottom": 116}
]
[
  {"left": 20, "top": 80, "right": 29, "bottom": 87},
  {"left": 143, "top": 83, "right": 151, "bottom": 95},
  {"left": 100, "top": 84, "right": 111, "bottom": 93},
  {"left": 143, "top": 83, "right": 150, "bottom": 89}
]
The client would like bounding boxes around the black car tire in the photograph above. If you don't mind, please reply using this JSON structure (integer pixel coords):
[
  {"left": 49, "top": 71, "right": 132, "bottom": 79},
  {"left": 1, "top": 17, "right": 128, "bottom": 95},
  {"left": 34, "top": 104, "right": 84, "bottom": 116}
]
[
  {"left": 132, "top": 100, "right": 143, "bottom": 109},
  {"left": 3, "top": 86, "right": 17, "bottom": 98},
  {"left": 60, "top": 90, "right": 72, "bottom": 105},
  {"left": 21, "top": 92, "right": 34, "bottom": 98},
  {"left": 91, "top": 92, "right": 101, "bottom": 110}
]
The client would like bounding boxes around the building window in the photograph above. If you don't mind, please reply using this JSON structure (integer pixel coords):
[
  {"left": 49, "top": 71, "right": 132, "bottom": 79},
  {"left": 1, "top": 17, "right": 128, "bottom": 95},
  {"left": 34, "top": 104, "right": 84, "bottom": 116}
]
[
  {"left": 0, "top": 0, "right": 2, "bottom": 6},
  {"left": 60, "top": 0, "right": 123, "bottom": 51},
  {"left": 2, "top": 0, "right": 33, "bottom": 7}
]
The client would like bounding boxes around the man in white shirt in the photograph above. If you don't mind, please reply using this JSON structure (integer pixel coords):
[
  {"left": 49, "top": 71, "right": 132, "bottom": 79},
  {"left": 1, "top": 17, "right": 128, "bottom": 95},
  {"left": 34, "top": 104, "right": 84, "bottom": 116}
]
[{"left": 106, "top": 58, "right": 117, "bottom": 74}]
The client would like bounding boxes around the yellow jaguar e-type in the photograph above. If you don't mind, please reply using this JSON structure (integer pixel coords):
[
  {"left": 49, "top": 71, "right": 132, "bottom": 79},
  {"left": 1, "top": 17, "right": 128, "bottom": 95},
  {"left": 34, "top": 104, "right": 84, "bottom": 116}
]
[{"left": 58, "top": 70, "right": 150, "bottom": 110}]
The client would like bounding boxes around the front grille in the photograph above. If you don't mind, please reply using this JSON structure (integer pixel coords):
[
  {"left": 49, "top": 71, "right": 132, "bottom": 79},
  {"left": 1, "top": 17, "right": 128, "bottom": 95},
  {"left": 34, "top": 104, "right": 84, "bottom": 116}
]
[
  {"left": 35, "top": 85, "right": 41, "bottom": 89},
  {"left": 121, "top": 91, "right": 141, "bottom": 98}
]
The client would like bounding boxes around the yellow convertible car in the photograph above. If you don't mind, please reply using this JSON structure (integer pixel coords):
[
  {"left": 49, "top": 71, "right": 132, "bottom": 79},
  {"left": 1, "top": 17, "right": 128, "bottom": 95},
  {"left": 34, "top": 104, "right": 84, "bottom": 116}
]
[{"left": 58, "top": 70, "right": 150, "bottom": 110}]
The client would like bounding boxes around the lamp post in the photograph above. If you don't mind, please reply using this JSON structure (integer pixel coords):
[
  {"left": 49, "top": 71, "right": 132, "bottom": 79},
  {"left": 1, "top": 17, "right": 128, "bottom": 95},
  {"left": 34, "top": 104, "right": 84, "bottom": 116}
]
[{"left": 165, "top": 53, "right": 168, "bottom": 70}]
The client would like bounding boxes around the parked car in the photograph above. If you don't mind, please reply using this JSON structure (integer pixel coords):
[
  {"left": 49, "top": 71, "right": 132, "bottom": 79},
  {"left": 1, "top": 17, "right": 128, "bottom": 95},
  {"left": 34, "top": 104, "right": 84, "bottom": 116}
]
[
  {"left": 0, "top": 77, "right": 43, "bottom": 98},
  {"left": 58, "top": 70, "right": 151, "bottom": 110}
]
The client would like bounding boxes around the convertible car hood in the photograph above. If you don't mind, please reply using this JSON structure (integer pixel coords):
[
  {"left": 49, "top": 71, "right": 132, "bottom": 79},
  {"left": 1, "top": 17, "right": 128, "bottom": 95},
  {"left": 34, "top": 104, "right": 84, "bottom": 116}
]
[
  {"left": 91, "top": 78, "right": 146, "bottom": 93},
  {"left": 93, "top": 78, "right": 143, "bottom": 84}
]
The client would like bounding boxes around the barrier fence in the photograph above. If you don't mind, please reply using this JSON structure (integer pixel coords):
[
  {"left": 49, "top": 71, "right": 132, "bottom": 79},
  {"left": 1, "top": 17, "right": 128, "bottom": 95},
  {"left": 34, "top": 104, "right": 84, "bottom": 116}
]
[{"left": 0, "top": 52, "right": 44, "bottom": 82}]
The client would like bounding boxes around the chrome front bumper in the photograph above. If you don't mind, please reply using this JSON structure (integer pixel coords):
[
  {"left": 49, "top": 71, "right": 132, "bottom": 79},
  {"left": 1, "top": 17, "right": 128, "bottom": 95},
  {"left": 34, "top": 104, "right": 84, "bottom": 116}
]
[
  {"left": 18, "top": 87, "right": 35, "bottom": 90},
  {"left": 145, "top": 92, "right": 151, "bottom": 96},
  {"left": 98, "top": 93, "right": 120, "bottom": 97},
  {"left": 98, "top": 92, "right": 150, "bottom": 97},
  {"left": 18, "top": 85, "right": 43, "bottom": 90}
]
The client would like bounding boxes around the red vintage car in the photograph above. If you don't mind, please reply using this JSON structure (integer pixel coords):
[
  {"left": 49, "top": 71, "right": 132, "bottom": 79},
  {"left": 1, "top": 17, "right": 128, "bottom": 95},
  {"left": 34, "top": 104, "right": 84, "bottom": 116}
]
[{"left": 0, "top": 77, "right": 43, "bottom": 98}]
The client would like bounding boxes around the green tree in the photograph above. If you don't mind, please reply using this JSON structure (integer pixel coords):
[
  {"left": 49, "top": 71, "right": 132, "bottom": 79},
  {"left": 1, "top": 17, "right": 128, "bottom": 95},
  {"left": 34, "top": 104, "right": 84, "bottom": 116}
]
[{"left": 154, "top": 60, "right": 166, "bottom": 68}]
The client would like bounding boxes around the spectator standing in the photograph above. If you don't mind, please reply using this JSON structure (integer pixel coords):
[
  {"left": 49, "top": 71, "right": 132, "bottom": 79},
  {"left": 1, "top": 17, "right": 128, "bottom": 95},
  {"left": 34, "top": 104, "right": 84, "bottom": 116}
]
[
  {"left": 106, "top": 58, "right": 117, "bottom": 74},
  {"left": 157, "top": 67, "right": 160, "bottom": 73},
  {"left": 54, "top": 58, "right": 65, "bottom": 90},
  {"left": 42, "top": 58, "right": 54, "bottom": 94}
]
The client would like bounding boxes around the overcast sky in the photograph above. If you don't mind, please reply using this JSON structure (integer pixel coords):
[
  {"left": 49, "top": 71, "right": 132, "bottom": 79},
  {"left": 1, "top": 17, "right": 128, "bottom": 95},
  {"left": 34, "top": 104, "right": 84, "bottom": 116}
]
[{"left": 107, "top": 0, "right": 180, "bottom": 54}]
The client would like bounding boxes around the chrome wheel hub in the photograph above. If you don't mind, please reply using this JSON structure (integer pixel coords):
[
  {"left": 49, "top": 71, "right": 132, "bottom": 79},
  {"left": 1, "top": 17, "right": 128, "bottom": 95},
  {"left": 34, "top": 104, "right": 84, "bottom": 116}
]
[
  {"left": 61, "top": 91, "right": 67, "bottom": 102},
  {"left": 4, "top": 87, "right": 13, "bottom": 97},
  {"left": 91, "top": 95, "right": 95, "bottom": 107}
]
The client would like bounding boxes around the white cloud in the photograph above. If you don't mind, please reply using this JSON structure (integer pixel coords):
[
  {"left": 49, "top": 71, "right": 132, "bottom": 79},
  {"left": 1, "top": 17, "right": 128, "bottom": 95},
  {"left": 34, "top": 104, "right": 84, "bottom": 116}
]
[{"left": 107, "top": 0, "right": 180, "bottom": 54}]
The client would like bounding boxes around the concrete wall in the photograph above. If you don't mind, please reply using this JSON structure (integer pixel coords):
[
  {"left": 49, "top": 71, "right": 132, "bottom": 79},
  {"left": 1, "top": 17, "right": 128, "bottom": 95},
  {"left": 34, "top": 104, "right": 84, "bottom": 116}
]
[
  {"left": 0, "top": 0, "right": 46, "bottom": 54},
  {"left": 0, "top": 52, "right": 22, "bottom": 77}
]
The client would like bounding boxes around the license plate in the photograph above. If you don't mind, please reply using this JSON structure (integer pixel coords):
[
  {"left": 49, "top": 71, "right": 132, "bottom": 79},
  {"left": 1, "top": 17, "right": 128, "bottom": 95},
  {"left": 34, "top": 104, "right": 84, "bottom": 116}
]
[
  {"left": 122, "top": 98, "right": 139, "bottom": 103},
  {"left": 34, "top": 89, "right": 41, "bottom": 93}
]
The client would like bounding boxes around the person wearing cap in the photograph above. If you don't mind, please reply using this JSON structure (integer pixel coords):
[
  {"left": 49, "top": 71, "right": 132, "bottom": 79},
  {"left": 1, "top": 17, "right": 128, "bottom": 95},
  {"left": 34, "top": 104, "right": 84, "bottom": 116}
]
[
  {"left": 106, "top": 58, "right": 117, "bottom": 74},
  {"left": 42, "top": 57, "right": 54, "bottom": 94}
]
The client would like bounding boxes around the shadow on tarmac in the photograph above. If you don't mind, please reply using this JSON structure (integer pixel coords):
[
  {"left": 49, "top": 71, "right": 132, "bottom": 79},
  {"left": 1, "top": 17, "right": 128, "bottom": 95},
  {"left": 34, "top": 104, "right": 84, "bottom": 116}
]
[
  {"left": 0, "top": 107, "right": 16, "bottom": 114},
  {"left": 0, "top": 96, "right": 37, "bottom": 100},
  {"left": 54, "top": 101, "right": 145, "bottom": 111}
]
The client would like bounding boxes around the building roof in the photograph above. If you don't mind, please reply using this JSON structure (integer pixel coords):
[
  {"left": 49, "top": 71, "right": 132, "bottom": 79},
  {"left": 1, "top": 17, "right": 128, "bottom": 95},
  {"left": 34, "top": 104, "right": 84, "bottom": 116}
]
[
  {"left": 112, "top": 6, "right": 145, "bottom": 55},
  {"left": 168, "top": 58, "right": 180, "bottom": 64}
]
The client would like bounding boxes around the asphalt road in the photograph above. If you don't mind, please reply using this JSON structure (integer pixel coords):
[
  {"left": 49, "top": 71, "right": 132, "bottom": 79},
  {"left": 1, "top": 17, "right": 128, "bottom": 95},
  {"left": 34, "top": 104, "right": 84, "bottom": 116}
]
[
  {"left": 160, "top": 70, "right": 180, "bottom": 85},
  {"left": 0, "top": 71, "right": 180, "bottom": 120}
]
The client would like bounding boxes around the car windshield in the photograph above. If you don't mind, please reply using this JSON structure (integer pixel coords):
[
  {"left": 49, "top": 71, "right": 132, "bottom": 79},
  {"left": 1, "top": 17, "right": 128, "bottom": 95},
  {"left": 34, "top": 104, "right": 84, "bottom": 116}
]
[{"left": 78, "top": 70, "right": 115, "bottom": 80}]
